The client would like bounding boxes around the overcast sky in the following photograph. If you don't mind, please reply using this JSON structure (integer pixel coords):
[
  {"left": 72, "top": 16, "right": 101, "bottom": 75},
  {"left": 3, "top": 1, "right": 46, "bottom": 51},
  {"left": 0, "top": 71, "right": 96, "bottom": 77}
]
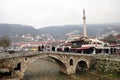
[{"left": 0, "top": 0, "right": 120, "bottom": 28}]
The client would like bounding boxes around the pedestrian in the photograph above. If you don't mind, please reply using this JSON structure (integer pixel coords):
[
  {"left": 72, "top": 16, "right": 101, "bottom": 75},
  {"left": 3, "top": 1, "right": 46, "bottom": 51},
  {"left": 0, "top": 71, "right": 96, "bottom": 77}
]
[{"left": 38, "top": 46, "right": 41, "bottom": 52}]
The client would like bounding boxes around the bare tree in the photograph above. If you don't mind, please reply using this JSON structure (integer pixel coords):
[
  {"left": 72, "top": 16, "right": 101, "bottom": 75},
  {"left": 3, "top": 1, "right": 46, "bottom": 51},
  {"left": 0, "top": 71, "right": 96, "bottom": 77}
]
[{"left": 0, "top": 35, "right": 11, "bottom": 52}]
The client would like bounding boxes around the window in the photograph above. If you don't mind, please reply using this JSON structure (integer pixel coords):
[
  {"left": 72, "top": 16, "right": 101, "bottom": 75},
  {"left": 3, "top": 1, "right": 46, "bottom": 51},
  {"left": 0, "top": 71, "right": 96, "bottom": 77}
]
[{"left": 70, "top": 59, "right": 73, "bottom": 66}]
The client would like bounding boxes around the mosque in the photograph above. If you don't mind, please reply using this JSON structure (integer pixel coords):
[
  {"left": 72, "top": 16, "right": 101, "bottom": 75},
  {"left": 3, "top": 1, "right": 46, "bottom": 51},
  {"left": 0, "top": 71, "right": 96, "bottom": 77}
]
[{"left": 69, "top": 9, "right": 117, "bottom": 54}]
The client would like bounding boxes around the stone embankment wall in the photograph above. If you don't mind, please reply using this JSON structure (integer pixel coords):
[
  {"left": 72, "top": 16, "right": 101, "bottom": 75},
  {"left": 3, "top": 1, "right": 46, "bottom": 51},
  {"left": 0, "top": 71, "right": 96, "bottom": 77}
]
[{"left": 94, "top": 54, "right": 120, "bottom": 75}]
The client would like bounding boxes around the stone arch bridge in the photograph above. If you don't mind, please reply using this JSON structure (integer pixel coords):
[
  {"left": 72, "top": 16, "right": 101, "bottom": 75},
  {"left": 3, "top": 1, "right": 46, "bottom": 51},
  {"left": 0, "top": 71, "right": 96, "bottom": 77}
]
[{"left": 0, "top": 52, "right": 95, "bottom": 80}]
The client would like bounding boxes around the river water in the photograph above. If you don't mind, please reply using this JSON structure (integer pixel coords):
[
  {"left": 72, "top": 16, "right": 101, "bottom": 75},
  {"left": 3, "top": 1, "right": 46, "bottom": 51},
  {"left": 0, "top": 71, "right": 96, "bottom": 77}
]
[{"left": 23, "top": 58, "right": 118, "bottom": 80}]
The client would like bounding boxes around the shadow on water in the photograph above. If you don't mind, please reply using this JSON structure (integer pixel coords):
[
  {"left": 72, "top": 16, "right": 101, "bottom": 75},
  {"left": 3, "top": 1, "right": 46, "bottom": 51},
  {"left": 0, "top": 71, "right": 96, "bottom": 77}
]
[{"left": 24, "top": 58, "right": 119, "bottom": 80}]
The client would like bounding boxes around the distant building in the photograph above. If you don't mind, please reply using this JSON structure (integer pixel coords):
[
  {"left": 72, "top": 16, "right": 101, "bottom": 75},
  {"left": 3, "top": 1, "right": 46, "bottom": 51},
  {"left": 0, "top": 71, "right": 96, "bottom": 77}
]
[
  {"left": 66, "top": 34, "right": 83, "bottom": 42},
  {"left": 70, "top": 37, "right": 111, "bottom": 54}
]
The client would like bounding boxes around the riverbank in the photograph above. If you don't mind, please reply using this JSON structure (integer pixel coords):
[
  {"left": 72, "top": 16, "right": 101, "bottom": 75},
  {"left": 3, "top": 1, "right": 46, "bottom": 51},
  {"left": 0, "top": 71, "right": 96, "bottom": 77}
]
[{"left": 90, "top": 70, "right": 120, "bottom": 80}]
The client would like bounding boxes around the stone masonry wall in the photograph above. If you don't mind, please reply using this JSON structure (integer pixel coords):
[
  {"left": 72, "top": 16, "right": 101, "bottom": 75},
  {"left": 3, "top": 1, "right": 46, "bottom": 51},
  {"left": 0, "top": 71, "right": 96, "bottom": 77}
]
[{"left": 94, "top": 54, "right": 120, "bottom": 75}]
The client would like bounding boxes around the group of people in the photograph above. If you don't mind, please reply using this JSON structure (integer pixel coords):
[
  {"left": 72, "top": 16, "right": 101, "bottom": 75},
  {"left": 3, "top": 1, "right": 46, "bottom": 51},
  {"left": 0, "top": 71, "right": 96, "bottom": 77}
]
[
  {"left": 38, "top": 44, "right": 44, "bottom": 52},
  {"left": 38, "top": 44, "right": 70, "bottom": 52}
]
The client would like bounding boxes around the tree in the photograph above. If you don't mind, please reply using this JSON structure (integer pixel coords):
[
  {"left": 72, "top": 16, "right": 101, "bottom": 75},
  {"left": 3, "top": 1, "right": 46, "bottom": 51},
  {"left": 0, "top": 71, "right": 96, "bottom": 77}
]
[
  {"left": 116, "top": 34, "right": 120, "bottom": 44},
  {"left": 0, "top": 35, "right": 11, "bottom": 52},
  {"left": 104, "top": 34, "right": 117, "bottom": 44}
]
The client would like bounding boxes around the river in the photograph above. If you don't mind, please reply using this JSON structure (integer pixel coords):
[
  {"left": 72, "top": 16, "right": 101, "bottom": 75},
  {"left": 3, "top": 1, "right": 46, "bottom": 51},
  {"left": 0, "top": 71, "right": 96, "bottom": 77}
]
[{"left": 23, "top": 58, "right": 119, "bottom": 80}]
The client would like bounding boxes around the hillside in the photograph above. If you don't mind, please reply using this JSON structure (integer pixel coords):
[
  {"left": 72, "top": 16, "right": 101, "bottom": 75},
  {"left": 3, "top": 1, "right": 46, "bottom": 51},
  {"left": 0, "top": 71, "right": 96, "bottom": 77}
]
[
  {"left": 38, "top": 24, "right": 120, "bottom": 39},
  {"left": 0, "top": 24, "right": 38, "bottom": 36},
  {"left": 0, "top": 23, "right": 120, "bottom": 40}
]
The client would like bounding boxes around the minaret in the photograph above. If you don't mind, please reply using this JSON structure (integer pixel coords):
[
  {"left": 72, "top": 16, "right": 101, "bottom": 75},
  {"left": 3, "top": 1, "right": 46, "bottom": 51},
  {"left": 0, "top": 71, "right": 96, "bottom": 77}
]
[{"left": 83, "top": 9, "right": 87, "bottom": 37}]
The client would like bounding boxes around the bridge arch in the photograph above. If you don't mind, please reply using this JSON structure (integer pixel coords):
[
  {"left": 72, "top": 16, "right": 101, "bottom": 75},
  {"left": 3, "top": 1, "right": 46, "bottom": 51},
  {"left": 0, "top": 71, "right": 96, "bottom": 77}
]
[
  {"left": 49, "top": 56, "right": 67, "bottom": 73},
  {"left": 76, "top": 60, "right": 89, "bottom": 72},
  {"left": 22, "top": 55, "right": 67, "bottom": 78}
]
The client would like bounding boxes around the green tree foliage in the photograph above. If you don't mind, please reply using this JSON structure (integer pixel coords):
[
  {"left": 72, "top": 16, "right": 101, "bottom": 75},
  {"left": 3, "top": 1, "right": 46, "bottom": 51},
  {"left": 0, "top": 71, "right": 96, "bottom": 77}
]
[
  {"left": 104, "top": 34, "right": 117, "bottom": 44},
  {"left": 0, "top": 35, "right": 11, "bottom": 51},
  {"left": 116, "top": 34, "right": 120, "bottom": 44}
]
